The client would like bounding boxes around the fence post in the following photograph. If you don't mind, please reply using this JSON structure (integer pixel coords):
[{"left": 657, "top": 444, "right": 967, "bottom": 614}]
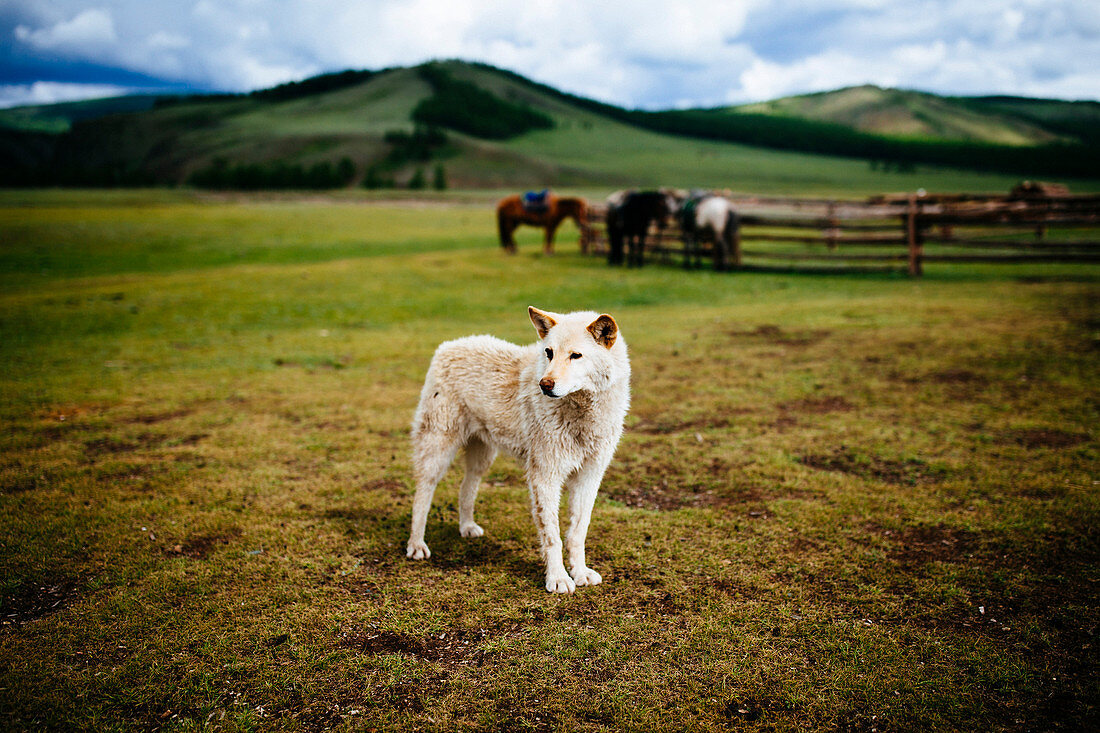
[
  {"left": 906, "top": 194, "right": 923, "bottom": 277},
  {"left": 825, "top": 201, "right": 839, "bottom": 250}
]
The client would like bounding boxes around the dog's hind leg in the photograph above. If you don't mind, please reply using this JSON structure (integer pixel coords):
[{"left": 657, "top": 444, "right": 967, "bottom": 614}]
[
  {"left": 458, "top": 436, "right": 496, "bottom": 538},
  {"left": 406, "top": 429, "right": 459, "bottom": 560}
]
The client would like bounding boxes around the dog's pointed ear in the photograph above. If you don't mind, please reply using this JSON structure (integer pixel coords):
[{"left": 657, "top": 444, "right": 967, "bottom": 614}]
[
  {"left": 587, "top": 314, "right": 618, "bottom": 349},
  {"left": 529, "top": 306, "right": 557, "bottom": 339}
]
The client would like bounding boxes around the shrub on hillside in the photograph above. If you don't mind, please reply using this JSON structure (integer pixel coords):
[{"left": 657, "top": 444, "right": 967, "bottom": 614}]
[
  {"left": 412, "top": 64, "right": 554, "bottom": 140},
  {"left": 188, "top": 156, "right": 357, "bottom": 190},
  {"left": 383, "top": 125, "right": 449, "bottom": 163}
]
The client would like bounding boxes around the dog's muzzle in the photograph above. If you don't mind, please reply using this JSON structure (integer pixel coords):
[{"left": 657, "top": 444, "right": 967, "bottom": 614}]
[{"left": 539, "top": 378, "right": 558, "bottom": 397}]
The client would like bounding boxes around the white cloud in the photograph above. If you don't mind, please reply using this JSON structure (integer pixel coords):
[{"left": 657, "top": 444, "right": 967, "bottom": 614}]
[
  {"left": 0, "top": 81, "right": 132, "bottom": 109},
  {"left": 146, "top": 32, "right": 190, "bottom": 51},
  {"left": 14, "top": 8, "right": 117, "bottom": 53},
  {"left": 3, "top": 0, "right": 1099, "bottom": 107}
]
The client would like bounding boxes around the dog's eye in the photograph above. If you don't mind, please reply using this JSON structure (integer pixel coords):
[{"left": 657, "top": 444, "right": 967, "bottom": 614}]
[
  {"left": 569, "top": 353, "right": 582, "bottom": 360},
  {"left": 545, "top": 348, "right": 553, "bottom": 360}
]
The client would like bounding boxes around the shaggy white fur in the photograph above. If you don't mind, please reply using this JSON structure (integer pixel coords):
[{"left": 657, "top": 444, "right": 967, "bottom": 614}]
[{"left": 406, "top": 306, "right": 631, "bottom": 593}]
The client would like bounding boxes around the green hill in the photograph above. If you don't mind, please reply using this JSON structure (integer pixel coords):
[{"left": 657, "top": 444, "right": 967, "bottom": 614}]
[
  {"left": 2, "top": 60, "right": 1099, "bottom": 192},
  {"left": 731, "top": 85, "right": 1098, "bottom": 146},
  {"left": 0, "top": 94, "right": 162, "bottom": 134}
]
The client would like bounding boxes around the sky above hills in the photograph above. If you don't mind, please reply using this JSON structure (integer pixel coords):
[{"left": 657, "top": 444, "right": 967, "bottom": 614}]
[{"left": 2, "top": 0, "right": 1099, "bottom": 110}]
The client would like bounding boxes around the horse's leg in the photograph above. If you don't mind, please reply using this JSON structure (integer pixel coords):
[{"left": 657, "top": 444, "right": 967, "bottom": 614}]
[
  {"left": 499, "top": 215, "right": 517, "bottom": 254},
  {"left": 608, "top": 225, "right": 622, "bottom": 265},
  {"left": 544, "top": 219, "right": 562, "bottom": 255},
  {"left": 573, "top": 214, "right": 589, "bottom": 254},
  {"left": 713, "top": 229, "right": 728, "bottom": 272}
]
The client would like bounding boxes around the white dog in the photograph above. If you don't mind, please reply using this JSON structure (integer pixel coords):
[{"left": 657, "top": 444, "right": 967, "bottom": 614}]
[{"left": 406, "top": 306, "right": 631, "bottom": 593}]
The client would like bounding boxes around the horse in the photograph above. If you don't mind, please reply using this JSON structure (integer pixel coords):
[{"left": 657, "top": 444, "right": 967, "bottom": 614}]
[
  {"left": 679, "top": 193, "right": 741, "bottom": 271},
  {"left": 496, "top": 193, "right": 593, "bottom": 255},
  {"left": 605, "top": 190, "right": 678, "bottom": 267}
]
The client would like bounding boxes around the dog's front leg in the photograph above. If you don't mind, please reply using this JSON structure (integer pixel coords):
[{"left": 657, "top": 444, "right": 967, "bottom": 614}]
[
  {"left": 528, "top": 464, "right": 574, "bottom": 594},
  {"left": 565, "top": 454, "right": 611, "bottom": 587}
]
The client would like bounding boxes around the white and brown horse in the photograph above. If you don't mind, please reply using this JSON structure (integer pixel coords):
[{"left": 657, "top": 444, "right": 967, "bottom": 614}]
[{"left": 679, "top": 194, "right": 741, "bottom": 271}]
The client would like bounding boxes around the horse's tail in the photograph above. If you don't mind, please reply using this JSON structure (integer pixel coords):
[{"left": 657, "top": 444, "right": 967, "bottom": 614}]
[{"left": 723, "top": 207, "right": 739, "bottom": 243}]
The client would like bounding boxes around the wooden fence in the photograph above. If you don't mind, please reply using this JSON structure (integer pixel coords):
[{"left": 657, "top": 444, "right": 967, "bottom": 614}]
[{"left": 587, "top": 191, "right": 1100, "bottom": 276}]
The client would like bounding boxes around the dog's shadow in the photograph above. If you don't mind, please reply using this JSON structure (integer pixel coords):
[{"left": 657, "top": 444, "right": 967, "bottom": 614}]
[
  {"left": 319, "top": 506, "right": 543, "bottom": 581},
  {"left": 421, "top": 528, "right": 544, "bottom": 579}
]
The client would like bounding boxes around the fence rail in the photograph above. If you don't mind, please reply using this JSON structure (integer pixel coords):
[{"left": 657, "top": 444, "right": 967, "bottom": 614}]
[{"left": 587, "top": 190, "right": 1100, "bottom": 276}]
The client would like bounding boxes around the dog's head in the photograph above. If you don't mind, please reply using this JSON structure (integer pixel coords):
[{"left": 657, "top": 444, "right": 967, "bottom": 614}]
[{"left": 529, "top": 306, "right": 621, "bottom": 398}]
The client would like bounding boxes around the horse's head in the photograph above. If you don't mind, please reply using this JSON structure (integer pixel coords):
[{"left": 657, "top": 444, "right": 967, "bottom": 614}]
[{"left": 657, "top": 188, "right": 684, "bottom": 230}]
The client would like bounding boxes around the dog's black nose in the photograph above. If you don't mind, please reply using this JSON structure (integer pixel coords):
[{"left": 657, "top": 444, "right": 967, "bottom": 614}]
[{"left": 539, "top": 377, "right": 556, "bottom": 396}]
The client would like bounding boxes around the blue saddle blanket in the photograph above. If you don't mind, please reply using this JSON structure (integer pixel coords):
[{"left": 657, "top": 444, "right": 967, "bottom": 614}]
[{"left": 522, "top": 189, "right": 550, "bottom": 212}]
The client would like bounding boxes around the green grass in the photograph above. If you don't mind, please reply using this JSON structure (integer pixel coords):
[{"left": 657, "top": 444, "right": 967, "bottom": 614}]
[{"left": 1, "top": 190, "right": 1098, "bottom": 731}]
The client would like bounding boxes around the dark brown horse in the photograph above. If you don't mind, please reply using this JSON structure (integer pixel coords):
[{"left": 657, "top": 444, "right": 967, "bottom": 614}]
[
  {"left": 606, "top": 190, "right": 677, "bottom": 267},
  {"left": 496, "top": 193, "right": 593, "bottom": 254}
]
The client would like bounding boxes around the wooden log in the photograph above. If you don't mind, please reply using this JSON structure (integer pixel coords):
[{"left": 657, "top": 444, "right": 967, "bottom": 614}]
[
  {"left": 742, "top": 234, "right": 905, "bottom": 245},
  {"left": 922, "top": 252, "right": 1100, "bottom": 263},
  {"left": 743, "top": 250, "right": 908, "bottom": 262},
  {"left": 907, "top": 195, "right": 923, "bottom": 277},
  {"left": 920, "top": 239, "right": 1100, "bottom": 250},
  {"left": 922, "top": 214, "right": 1100, "bottom": 227},
  {"left": 739, "top": 216, "right": 900, "bottom": 230}
]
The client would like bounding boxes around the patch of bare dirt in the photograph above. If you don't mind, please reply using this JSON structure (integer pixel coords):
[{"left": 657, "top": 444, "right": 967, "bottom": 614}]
[
  {"left": 879, "top": 524, "right": 978, "bottom": 565},
  {"left": 1, "top": 472, "right": 44, "bottom": 494},
  {"left": 798, "top": 448, "right": 948, "bottom": 486},
  {"left": 778, "top": 395, "right": 854, "bottom": 414},
  {"left": 604, "top": 483, "right": 734, "bottom": 511},
  {"left": 83, "top": 432, "right": 206, "bottom": 458},
  {"left": 96, "top": 462, "right": 170, "bottom": 492},
  {"left": 338, "top": 628, "right": 489, "bottom": 666},
  {"left": 607, "top": 456, "right": 810, "bottom": 512},
  {"left": 83, "top": 435, "right": 152, "bottom": 456},
  {"left": 362, "top": 478, "right": 407, "bottom": 496},
  {"left": 273, "top": 355, "right": 353, "bottom": 370},
  {"left": 1, "top": 577, "right": 81, "bottom": 631},
  {"left": 121, "top": 409, "right": 194, "bottom": 425},
  {"left": 728, "top": 324, "right": 831, "bottom": 347},
  {"left": 632, "top": 412, "right": 749, "bottom": 435},
  {"left": 929, "top": 369, "right": 982, "bottom": 384},
  {"left": 1002, "top": 428, "right": 1089, "bottom": 449}
]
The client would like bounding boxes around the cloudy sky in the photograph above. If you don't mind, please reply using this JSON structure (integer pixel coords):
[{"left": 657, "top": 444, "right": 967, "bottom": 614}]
[{"left": 2, "top": 0, "right": 1099, "bottom": 109}]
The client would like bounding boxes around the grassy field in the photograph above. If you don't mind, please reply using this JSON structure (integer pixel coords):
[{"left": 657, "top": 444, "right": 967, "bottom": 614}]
[{"left": 1, "top": 190, "right": 1098, "bottom": 731}]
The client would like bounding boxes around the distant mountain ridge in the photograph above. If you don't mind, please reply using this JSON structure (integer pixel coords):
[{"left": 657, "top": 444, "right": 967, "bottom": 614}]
[
  {"left": 731, "top": 84, "right": 1100, "bottom": 147},
  {"left": 1, "top": 60, "right": 1098, "bottom": 188}
]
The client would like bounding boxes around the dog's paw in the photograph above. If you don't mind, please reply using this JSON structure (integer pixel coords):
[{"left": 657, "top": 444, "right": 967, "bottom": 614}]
[
  {"left": 571, "top": 566, "right": 603, "bottom": 587},
  {"left": 406, "top": 541, "right": 431, "bottom": 560},
  {"left": 545, "top": 572, "right": 577, "bottom": 594},
  {"left": 459, "top": 522, "right": 484, "bottom": 538}
]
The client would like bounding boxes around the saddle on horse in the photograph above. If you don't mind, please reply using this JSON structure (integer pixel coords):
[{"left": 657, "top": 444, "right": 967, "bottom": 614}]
[
  {"left": 678, "top": 189, "right": 711, "bottom": 229},
  {"left": 522, "top": 189, "right": 552, "bottom": 214}
]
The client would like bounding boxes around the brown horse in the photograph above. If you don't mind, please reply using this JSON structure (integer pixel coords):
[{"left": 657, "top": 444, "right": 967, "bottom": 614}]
[{"left": 496, "top": 193, "right": 593, "bottom": 254}]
